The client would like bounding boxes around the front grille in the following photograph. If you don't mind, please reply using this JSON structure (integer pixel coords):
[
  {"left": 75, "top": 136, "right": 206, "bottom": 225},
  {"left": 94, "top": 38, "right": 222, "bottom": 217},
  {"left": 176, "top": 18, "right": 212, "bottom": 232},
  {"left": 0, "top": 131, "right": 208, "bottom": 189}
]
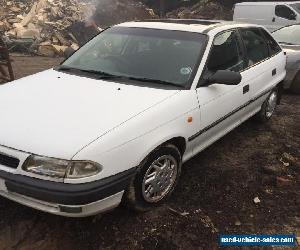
[{"left": 0, "top": 153, "right": 20, "bottom": 169}]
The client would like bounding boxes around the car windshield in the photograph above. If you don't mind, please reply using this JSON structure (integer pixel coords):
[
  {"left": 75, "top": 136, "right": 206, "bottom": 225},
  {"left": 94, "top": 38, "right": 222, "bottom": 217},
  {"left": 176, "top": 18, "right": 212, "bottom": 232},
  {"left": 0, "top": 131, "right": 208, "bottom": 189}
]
[
  {"left": 290, "top": 3, "right": 300, "bottom": 14},
  {"left": 272, "top": 25, "right": 300, "bottom": 45},
  {"left": 61, "top": 26, "right": 207, "bottom": 88}
]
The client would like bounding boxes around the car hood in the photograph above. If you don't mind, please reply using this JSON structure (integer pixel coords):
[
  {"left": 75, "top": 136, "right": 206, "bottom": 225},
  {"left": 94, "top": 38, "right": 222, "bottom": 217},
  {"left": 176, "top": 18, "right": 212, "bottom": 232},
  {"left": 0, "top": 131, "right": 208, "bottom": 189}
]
[{"left": 0, "top": 70, "right": 179, "bottom": 159}]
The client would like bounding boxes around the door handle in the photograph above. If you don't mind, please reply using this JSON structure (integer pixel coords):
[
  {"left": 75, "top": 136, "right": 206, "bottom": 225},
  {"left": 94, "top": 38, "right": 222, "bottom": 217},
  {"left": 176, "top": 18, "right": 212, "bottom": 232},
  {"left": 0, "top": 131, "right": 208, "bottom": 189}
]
[
  {"left": 243, "top": 85, "right": 249, "bottom": 94},
  {"left": 272, "top": 68, "right": 277, "bottom": 76},
  {"left": 272, "top": 17, "right": 276, "bottom": 22}
]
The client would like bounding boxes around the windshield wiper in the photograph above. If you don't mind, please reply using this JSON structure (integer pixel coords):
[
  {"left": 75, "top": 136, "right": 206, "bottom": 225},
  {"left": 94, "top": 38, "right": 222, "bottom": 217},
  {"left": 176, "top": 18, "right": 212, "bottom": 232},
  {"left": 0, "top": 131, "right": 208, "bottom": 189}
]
[
  {"left": 127, "top": 77, "right": 186, "bottom": 89},
  {"left": 55, "top": 66, "right": 185, "bottom": 88},
  {"left": 55, "top": 66, "right": 118, "bottom": 78},
  {"left": 55, "top": 65, "right": 77, "bottom": 71},
  {"left": 77, "top": 69, "right": 119, "bottom": 78}
]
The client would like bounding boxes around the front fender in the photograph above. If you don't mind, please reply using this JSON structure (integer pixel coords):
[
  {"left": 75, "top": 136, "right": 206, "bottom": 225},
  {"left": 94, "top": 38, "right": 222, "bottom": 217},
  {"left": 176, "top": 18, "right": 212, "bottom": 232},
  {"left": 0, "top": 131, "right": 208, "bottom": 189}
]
[{"left": 71, "top": 90, "right": 200, "bottom": 182}]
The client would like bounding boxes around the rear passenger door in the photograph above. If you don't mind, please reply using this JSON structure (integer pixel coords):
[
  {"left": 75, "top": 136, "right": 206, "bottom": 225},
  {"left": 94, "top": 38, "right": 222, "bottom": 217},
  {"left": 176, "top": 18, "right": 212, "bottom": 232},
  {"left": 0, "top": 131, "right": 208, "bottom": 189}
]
[{"left": 238, "top": 27, "right": 282, "bottom": 119}]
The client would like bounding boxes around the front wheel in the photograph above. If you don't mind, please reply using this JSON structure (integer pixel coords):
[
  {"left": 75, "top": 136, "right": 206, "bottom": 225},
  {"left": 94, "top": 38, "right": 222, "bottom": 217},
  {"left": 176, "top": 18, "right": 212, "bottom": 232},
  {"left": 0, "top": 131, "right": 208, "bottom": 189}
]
[
  {"left": 124, "top": 144, "right": 182, "bottom": 212},
  {"left": 256, "top": 88, "right": 278, "bottom": 123}
]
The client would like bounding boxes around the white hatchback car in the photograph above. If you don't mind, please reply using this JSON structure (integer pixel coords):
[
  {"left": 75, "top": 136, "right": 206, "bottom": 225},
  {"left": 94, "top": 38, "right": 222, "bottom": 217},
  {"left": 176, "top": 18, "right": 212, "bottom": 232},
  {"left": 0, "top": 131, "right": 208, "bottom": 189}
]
[{"left": 0, "top": 20, "right": 286, "bottom": 217}]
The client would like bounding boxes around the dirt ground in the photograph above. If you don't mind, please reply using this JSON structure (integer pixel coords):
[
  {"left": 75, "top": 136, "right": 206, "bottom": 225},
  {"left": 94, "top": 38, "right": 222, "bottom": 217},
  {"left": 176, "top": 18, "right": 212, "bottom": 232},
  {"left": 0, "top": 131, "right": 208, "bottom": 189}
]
[{"left": 0, "top": 54, "right": 299, "bottom": 250}]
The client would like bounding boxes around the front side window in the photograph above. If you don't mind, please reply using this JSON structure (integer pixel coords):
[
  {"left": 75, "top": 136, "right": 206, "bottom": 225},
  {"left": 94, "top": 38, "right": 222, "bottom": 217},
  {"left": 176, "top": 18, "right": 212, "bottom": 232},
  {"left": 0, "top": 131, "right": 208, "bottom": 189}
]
[
  {"left": 260, "top": 29, "right": 282, "bottom": 56},
  {"left": 61, "top": 27, "right": 208, "bottom": 88},
  {"left": 275, "top": 5, "right": 296, "bottom": 20},
  {"left": 207, "top": 30, "right": 245, "bottom": 73},
  {"left": 240, "top": 29, "right": 269, "bottom": 66}
]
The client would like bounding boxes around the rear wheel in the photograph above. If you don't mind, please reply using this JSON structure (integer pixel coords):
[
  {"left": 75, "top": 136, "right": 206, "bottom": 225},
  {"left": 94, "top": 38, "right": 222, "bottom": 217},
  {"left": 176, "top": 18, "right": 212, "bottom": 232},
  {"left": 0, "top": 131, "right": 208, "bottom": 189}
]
[
  {"left": 124, "top": 144, "right": 182, "bottom": 212},
  {"left": 290, "top": 71, "right": 300, "bottom": 94},
  {"left": 256, "top": 88, "right": 278, "bottom": 123}
]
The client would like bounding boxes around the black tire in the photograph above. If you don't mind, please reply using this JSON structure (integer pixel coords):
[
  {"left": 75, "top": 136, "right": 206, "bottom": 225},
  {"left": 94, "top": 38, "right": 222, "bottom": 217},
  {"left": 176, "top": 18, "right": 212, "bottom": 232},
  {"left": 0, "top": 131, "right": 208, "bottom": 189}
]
[
  {"left": 290, "top": 71, "right": 300, "bottom": 94},
  {"left": 256, "top": 88, "right": 279, "bottom": 123},
  {"left": 123, "top": 144, "right": 182, "bottom": 212}
]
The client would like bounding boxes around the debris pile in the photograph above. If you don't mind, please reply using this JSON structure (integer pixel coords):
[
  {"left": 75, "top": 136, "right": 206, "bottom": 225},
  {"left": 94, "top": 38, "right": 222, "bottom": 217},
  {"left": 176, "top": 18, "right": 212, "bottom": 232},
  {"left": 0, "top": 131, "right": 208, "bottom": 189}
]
[
  {"left": 166, "top": 1, "right": 231, "bottom": 20},
  {"left": 0, "top": 0, "right": 100, "bottom": 55},
  {"left": 92, "top": 0, "right": 156, "bottom": 27},
  {"left": 0, "top": 0, "right": 156, "bottom": 56}
]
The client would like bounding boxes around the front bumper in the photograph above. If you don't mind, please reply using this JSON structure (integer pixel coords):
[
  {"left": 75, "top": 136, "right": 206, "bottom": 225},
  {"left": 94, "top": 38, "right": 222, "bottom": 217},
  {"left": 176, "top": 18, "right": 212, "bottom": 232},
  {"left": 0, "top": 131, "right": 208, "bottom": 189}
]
[{"left": 0, "top": 168, "right": 136, "bottom": 217}]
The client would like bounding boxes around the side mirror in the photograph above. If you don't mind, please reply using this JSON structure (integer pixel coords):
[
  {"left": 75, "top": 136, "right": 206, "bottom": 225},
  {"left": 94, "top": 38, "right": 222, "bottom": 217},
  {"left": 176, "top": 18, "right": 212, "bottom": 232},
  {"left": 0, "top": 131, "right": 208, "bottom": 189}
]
[
  {"left": 207, "top": 70, "right": 242, "bottom": 85},
  {"left": 289, "top": 13, "right": 297, "bottom": 20}
]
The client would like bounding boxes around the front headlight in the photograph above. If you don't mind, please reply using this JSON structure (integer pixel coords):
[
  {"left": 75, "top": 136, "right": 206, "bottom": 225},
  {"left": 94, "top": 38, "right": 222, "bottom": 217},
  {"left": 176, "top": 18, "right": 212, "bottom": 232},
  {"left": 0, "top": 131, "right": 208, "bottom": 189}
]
[{"left": 22, "top": 155, "right": 102, "bottom": 179}]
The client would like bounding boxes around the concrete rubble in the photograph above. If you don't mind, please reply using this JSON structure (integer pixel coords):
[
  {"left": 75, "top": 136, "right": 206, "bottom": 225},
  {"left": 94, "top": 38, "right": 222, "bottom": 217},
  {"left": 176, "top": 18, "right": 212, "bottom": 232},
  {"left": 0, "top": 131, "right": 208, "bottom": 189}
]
[{"left": 0, "top": 0, "right": 156, "bottom": 56}]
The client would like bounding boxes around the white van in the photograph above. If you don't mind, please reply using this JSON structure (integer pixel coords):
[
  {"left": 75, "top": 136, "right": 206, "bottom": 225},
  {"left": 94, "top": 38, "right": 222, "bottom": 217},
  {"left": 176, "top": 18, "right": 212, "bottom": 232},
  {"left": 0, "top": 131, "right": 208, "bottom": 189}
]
[{"left": 234, "top": 2, "right": 300, "bottom": 31}]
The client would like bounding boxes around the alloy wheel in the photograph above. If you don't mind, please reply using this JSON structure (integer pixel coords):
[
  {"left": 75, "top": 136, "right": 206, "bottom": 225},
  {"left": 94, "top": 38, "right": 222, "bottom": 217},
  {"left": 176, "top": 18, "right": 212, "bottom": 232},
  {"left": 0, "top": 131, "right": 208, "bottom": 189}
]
[
  {"left": 266, "top": 91, "right": 278, "bottom": 118},
  {"left": 142, "top": 155, "right": 178, "bottom": 203}
]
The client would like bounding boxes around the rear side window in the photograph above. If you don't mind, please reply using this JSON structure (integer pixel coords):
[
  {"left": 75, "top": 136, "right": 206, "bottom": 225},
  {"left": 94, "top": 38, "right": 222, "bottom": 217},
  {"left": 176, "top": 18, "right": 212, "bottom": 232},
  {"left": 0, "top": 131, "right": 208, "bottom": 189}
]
[
  {"left": 240, "top": 28, "right": 269, "bottom": 67},
  {"left": 207, "top": 30, "right": 245, "bottom": 73},
  {"left": 260, "top": 29, "right": 282, "bottom": 56},
  {"left": 275, "top": 5, "right": 296, "bottom": 20}
]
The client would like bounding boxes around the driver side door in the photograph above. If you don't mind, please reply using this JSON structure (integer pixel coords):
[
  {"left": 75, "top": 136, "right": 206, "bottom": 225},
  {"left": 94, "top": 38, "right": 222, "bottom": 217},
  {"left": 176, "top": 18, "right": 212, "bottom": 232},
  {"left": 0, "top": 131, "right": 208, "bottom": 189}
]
[{"left": 190, "top": 29, "right": 250, "bottom": 154}]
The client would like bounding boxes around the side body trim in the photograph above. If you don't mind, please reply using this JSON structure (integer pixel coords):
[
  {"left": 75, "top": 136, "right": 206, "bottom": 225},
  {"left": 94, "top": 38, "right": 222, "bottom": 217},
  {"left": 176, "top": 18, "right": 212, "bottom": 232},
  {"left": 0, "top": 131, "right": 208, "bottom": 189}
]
[{"left": 188, "top": 88, "right": 272, "bottom": 142}]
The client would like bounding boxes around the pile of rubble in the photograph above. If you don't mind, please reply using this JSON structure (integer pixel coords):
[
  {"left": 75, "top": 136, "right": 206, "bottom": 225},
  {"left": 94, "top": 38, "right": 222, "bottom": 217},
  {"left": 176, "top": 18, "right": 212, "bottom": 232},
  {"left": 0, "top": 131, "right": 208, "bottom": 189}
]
[
  {"left": 92, "top": 0, "right": 156, "bottom": 27},
  {"left": 0, "top": 0, "right": 100, "bottom": 56},
  {"left": 166, "top": 0, "right": 232, "bottom": 20},
  {"left": 0, "top": 0, "right": 156, "bottom": 56}
]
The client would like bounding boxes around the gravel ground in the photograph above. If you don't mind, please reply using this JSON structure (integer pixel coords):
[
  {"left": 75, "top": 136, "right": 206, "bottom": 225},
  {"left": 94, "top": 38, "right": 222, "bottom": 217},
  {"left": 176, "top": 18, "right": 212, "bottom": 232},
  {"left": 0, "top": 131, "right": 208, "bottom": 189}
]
[{"left": 0, "top": 54, "right": 299, "bottom": 250}]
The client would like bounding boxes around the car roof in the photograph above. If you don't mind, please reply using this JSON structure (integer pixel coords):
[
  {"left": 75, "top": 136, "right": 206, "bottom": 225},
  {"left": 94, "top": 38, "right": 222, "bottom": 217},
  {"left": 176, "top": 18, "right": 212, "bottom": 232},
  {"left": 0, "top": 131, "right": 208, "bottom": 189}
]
[
  {"left": 235, "top": 1, "right": 300, "bottom": 6},
  {"left": 117, "top": 20, "right": 264, "bottom": 35}
]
